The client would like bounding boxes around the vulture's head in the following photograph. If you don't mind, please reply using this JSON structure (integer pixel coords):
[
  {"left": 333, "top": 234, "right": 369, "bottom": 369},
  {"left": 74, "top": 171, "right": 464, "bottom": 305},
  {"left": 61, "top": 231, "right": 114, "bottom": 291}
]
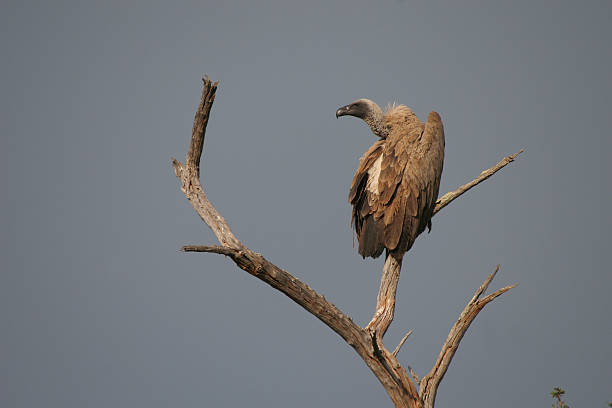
[
  {"left": 336, "top": 98, "right": 388, "bottom": 138},
  {"left": 336, "top": 98, "right": 380, "bottom": 119}
]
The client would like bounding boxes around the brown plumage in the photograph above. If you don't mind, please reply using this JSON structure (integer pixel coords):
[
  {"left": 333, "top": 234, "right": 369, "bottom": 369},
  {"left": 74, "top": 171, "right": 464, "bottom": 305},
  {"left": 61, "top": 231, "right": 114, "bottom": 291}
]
[{"left": 336, "top": 99, "right": 445, "bottom": 259}]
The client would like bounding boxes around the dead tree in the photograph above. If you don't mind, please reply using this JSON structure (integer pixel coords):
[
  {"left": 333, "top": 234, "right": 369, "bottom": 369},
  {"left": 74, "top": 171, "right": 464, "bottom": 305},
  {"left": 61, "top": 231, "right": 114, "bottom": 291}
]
[{"left": 172, "top": 77, "right": 521, "bottom": 408}]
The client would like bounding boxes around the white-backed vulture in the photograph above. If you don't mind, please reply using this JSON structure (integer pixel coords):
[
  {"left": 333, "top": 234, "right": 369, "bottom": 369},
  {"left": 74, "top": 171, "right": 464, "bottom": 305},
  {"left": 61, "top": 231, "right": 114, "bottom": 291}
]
[{"left": 336, "top": 98, "right": 445, "bottom": 259}]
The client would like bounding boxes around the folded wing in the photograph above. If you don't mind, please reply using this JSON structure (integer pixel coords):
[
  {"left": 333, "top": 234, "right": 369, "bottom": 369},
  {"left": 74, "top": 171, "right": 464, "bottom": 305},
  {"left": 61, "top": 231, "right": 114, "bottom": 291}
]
[{"left": 349, "top": 107, "right": 445, "bottom": 259}]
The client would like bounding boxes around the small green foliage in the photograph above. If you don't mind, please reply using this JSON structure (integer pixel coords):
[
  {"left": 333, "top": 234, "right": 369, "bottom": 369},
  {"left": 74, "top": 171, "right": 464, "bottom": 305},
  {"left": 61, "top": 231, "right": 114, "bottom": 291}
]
[
  {"left": 550, "top": 386, "right": 611, "bottom": 407},
  {"left": 551, "top": 387, "right": 569, "bottom": 408},
  {"left": 551, "top": 387, "right": 566, "bottom": 399}
]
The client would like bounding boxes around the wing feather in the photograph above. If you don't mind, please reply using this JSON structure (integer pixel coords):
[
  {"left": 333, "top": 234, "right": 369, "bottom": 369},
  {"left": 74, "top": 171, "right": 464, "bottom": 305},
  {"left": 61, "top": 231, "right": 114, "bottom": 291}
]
[{"left": 349, "top": 141, "right": 385, "bottom": 258}]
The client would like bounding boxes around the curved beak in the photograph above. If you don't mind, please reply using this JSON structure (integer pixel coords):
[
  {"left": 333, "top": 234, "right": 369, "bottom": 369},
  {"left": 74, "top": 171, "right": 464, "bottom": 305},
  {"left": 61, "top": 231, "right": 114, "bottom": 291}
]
[{"left": 336, "top": 105, "right": 351, "bottom": 118}]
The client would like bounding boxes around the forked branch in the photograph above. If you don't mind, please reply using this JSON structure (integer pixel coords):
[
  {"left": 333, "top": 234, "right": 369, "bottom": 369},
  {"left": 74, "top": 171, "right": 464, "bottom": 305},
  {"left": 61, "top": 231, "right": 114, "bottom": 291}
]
[
  {"left": 171, "top": 77, "right": 240, "bottom": 249},
  {"left": 172, "top": 77, "right": 520, "bottom": 408},
  {"left": 419, "top": 266, "right": 517, "bottom": 408}
]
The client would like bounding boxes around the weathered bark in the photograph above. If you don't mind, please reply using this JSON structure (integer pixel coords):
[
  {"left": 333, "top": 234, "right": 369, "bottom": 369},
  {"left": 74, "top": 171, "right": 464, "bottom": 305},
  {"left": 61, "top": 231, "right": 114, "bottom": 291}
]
[
  {"left": 172, "top": 77, "right": 521, "bottom": 408},
  {"left": 367, "top": 254, "right": 403, "bottom": 337}
]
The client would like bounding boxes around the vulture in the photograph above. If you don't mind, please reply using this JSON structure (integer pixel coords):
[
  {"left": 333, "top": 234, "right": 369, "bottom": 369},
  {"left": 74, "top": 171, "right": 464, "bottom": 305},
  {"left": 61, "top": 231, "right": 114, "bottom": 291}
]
[{"left": 336, "top": 98, "right": 445, "bottom": 259}]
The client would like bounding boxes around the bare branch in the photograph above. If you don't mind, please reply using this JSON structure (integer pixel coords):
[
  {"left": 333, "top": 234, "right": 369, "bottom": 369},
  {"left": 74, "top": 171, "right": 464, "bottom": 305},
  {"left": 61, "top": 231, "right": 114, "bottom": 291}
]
[
  {"left": 181, "top": 245, "right": 236, "bottom": 256},
  {"left": 187, "top": 75, "right": 217, "bottom": 172},
  {"left": 471, "top": 264, "right": 500, "bottom": 303},
  {"left": 419, "top": 267, "right": 518, "bottom": 408},
  {"left": 393, "top": 330, "right": 413, "bottom": 357},
  {"left": 172, "top": 77, "right": 241, "bottom": 249},
  {"left": 433, "top": 150, "right": 523, "bottom": 216},
  {"left": 478, "top": 283, "right": 518, "bottom": 306},
  {"left": 367, "top": 255, "right": 403, "bottom": 337}
]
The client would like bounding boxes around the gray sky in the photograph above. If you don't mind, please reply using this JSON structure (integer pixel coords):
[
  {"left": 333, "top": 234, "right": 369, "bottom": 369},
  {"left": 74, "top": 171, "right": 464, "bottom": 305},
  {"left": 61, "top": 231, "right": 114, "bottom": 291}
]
[{"left": 1, "top": 1, "right": 610, "bottom": 407}]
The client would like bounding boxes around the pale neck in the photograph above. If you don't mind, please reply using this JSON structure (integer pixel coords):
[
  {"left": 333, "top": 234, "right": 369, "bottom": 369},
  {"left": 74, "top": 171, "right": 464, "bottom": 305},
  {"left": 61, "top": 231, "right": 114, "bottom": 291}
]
[{"left": 363, "top": 108, "right": 389, "bottom": 139}]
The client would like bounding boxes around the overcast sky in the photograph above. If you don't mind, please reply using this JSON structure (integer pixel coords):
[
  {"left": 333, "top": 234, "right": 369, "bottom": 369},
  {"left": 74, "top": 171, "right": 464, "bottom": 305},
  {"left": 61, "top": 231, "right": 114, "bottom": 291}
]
[{"left": 1, "top": 1, "right": 610, "bottom": 407}]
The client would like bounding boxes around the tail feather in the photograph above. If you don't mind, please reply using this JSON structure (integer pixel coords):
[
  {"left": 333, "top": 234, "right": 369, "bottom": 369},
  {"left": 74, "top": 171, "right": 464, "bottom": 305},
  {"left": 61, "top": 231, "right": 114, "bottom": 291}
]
[{"left": 358, "top": 215, "right": 385, "bottom": 258}]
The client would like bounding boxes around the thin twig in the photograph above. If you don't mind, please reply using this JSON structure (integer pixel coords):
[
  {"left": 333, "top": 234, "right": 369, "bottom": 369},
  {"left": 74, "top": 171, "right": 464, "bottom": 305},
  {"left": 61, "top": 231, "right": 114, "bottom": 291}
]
[
  {"left": 478, "top": 283, "right": 518, "bottom": 307},
  {"left": 408, "top": 366, "right": 420, "bottom": 384},
  {"left": 471, "top": 264, "right": 500, "bottom": 303},
  {"left": 181, "top": 245, "right": 236, "bottom": 256},
  {"left": 187, "top": 75, "right": 217, "bottom": 173},
  {"left": 393, "top": 330, "right": 413, "bottom": 357},
  {"left": 433, "top": 150, "right": 523, "bottom": 216}
]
